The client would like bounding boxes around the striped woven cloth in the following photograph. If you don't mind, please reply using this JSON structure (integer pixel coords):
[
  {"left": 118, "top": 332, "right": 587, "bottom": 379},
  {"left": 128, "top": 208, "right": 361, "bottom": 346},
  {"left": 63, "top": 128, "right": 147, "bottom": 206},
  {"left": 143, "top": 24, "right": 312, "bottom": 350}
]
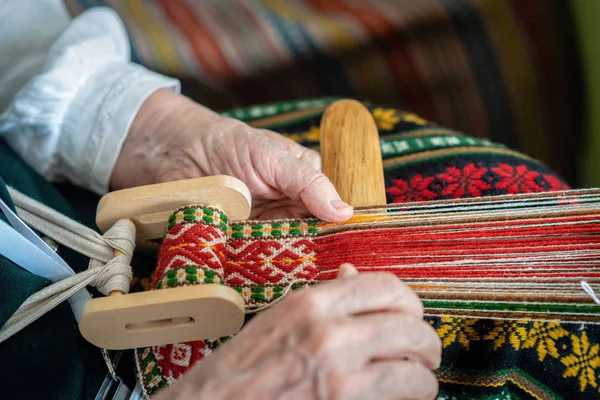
[{"left": 66, "top": 0, "right": 584, "bottom": 187}]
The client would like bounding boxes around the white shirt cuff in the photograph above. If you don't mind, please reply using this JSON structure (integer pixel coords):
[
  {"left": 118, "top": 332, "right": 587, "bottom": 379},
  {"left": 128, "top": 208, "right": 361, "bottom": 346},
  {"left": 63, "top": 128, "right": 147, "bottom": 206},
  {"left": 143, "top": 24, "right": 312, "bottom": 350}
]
[
  {"left": 62, "top": 63, "right": 180, "bottom": 194},
  {"left": 0, "top": 7, "right": 181, "bottom": 195}
]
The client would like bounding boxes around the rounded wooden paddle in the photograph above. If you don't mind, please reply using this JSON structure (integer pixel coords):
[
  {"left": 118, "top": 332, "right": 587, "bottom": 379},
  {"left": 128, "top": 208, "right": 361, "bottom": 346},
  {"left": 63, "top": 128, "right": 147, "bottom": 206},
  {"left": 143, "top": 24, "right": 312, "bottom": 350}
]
[{"left": 320, "top": 99, "right": 386, "bottom": 207}]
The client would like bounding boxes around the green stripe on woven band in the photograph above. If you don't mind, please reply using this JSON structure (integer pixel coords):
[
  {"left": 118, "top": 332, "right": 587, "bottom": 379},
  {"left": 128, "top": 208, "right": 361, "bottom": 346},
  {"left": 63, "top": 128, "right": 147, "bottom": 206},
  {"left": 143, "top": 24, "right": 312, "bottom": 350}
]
[
  {"left": 156, "top": 266, "right": 224, "bottom": 289},
  {"left": 380, "top": 134, "right": 507, "bottom": 159},
  {"left": 383, "top": 147, "right": 539, "bottom": 171},
  {"left": 228, "top": 219, "right": 319, "bottom": 240},
  {"left": 423, "top": 300, "right": 600, "bottom": 315},
  {"left": 233, "top": 284, "right": 306, "bottom": 303},
  {"left": 167, "top": 205, "right": 228, "bottom": 232},
  {"left": 220, "top": 97, "right": 341, "bottom": 122}
]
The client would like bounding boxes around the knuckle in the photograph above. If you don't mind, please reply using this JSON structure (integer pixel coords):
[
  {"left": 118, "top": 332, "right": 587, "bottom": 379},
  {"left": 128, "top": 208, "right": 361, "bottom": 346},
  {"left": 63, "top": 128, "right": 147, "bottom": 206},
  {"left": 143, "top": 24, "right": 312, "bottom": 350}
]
[
  {"left": 325, "top": 374, "right": 346, "bottom": 400},
  {"left": 348, "top": 272, "right": 425, "bottom": 315},
  {"left": 225, "top": 117, "right": 248, "bottom": 131},
  {"left": 364, "top": 272, "right": 416, "bottom": 297},
  {"left": 308, "top": 324, "right": 338, "bottom": 357},
  {"left": 297, "top": 170, "right": 334, "bottom": 202},
  {"left": 286, "top": 288, "right": 320, "bottom": 317},
  {"left": 395, "top": 283, "right": 424, "bottom": 315},
  {"left": 306, "top": 171, "right": 330, "bottom": 188},
  {"left": 302, "top": 148, "right": 321, "bottom": 164},
  {"left": 398, "top": 316, "right": 442, "bottom": 368},
  {"left": 417, "top": 318, "right": 441, "bottom": 343},
  {"left": 429, "top": 325, "right": 443, "bottom": 361},
  {"left": 423, "top": 370, "right": 440, "bottom": 399},
  {"left": 155, "top": 155, "right": 194, "bottom": 183},
  {"left": 406, "top": 364, "right": 439, "bottom": 400},
  {"left": 227, "top": 120, "right": 257, "bottom": 143},
  {"left": 402, "top": 314, "right": 429, "bottom": 346},
  {"left": 364, "top": 271, "right": 401, "bottom": 288}
]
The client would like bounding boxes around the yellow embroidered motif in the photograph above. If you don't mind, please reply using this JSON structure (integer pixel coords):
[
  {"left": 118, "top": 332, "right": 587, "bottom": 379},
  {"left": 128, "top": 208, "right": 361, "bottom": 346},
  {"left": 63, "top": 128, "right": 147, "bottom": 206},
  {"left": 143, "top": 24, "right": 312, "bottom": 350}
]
[
  {"left": 523, "top": 321, "right": 569, "bottom": 361},
  {"left": 145, "top": 361, "right": 155, "bottom": 375},
  {"left": 401, "top": 112, "right": 428, "bottom": 125},
  {"left": 484, "top": 320, "right": 528, "bottom": 351},
  {"left": 560, "top": 331, "right": 600, "bottom": 392},
  {"left": 436, "top": 316, "right": 479, "bottom": 350},
  {"left": 372, "top": 108, "right": 401, "bottom": 130},
  {"left": 149, "top": 375, "right": 161, "bottom": 388},
  {"left": 281, "top": 126, "right": 321, "bottom": 143}
]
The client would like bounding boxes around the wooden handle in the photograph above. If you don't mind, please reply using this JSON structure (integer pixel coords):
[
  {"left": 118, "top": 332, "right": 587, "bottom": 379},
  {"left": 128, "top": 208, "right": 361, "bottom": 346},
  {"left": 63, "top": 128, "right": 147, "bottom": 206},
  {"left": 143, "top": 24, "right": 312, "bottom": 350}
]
[
  {"left": 320, "top": 100, "right": 386, "bottom": 207},
  {"left": 80, "top": 285, "right": 245, "bottom": 350},
  {"left": 96, "top": 175, "right": 252, "bottom": 243}
]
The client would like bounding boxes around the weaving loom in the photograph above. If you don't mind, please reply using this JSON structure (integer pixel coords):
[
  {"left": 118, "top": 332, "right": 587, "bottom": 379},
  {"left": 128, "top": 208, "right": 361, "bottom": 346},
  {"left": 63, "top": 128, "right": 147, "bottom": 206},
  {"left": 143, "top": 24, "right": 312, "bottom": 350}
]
[{"left": 71, "top": 99, "right": 600, "bottom": 399}]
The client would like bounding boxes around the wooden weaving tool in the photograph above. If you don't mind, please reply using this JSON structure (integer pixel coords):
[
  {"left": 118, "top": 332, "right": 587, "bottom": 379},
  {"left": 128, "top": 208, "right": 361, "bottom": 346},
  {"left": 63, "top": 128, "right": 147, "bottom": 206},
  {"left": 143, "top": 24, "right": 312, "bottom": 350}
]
[
  {"left": 320, "top": 99, "right": 386, "bottom": 207},
  {"left": 79, "top": 176, "right": 251, "bottom": 350}
]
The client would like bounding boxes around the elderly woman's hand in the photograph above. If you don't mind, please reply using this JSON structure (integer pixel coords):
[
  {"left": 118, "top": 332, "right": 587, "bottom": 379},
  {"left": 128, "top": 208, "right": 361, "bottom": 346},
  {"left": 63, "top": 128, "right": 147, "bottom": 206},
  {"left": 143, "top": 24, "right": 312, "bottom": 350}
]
[
  {"left": 110, "top": 89, "right": 353, "bottom": 221},
  {"left": 155, "top": 264, "right": 441, "bottom": 400}
]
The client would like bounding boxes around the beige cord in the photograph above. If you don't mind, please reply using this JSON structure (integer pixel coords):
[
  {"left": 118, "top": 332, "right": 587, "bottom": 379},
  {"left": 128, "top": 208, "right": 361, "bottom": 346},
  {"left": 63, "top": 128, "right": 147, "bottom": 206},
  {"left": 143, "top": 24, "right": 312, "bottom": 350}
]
[{"left": 0, "top": 187, "right": 135, "bottom": 344}]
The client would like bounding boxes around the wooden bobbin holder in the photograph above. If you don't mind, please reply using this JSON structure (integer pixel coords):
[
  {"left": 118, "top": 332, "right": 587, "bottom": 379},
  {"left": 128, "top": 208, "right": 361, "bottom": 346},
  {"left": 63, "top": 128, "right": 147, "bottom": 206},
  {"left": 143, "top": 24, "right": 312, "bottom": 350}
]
[
  {"left": 79, "top": 99, "right": 385, "bottom": 350},
  {"left": 79, "top": 176, "right": 251, "bottom": 350}
]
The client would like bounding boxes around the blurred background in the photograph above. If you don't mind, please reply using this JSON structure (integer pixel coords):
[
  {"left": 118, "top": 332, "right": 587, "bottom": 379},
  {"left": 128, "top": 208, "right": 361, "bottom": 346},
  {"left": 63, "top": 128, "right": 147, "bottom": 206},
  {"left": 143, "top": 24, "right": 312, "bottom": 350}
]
[{"left": 66, "top": 0, "right": 599, "bottom": 189}]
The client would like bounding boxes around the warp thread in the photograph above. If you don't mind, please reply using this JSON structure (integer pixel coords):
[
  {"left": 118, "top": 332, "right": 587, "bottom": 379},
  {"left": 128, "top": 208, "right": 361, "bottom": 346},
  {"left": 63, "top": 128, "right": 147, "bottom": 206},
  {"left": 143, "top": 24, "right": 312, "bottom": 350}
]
[{"left": 151, "top": 195, "right": 600, "bottom": 322}]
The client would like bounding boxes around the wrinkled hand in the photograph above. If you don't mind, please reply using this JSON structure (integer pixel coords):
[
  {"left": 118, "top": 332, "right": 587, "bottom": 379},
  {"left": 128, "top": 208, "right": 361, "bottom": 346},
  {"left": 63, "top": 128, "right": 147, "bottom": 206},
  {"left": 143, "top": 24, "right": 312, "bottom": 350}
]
[
  {"left": 111, "top": 89, "right": 353, "bottom": 221},
  {"left": 155, "top": 264, "right": 441, "bottom": 400}
]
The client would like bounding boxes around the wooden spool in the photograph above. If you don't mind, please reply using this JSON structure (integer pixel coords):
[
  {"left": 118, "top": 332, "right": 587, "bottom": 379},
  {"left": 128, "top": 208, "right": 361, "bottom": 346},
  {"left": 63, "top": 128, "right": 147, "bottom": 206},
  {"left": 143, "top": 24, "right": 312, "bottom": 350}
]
[
  {"left": 79, "top": 176, "right": 251, "bottom": 350},
  {"left": 79, "top": 99, "right": 385, "bottom": 350}
]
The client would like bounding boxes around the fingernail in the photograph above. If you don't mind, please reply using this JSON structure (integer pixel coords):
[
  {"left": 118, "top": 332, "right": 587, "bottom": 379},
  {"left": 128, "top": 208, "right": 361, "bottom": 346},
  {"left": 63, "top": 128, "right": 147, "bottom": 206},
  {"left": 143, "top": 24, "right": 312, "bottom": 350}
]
[{"left": 330, "top": 199, "right": 352, "bottom": 211}]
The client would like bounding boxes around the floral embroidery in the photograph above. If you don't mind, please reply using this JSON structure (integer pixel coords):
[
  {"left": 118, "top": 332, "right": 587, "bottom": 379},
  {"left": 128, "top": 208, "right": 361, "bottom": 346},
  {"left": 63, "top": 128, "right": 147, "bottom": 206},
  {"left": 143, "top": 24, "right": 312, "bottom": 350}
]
[
  {"left": 483, "top": 320, "right": 529, "bottom": 351},
  {"left": 170, "top": 344, "right": 192, "bottom": 367},
  {"left": 153, "top": 341, "right": 211, "bottom": 384},
  {"left": 561, "top": 331, "right": 600, "bottom": 392},
  {"left": 543, "top": 174, "right": 570, "bottom": 191},
  {"left": 281, "top": 126, "right": 321, "bottom": 143},
  {"left": 523, "top": 321, "right": 569, "bottom": 361},
  {"left": 386, "top": 164, "right": 568, "bottom": 203},
  {"left": 307, "top": 126, "right": 321, "bottom": 142},
  {"left": 387, "top": 174, "right": 437, "bottom": 202},
  {"left": 436, "top": 317, "right": 479, "bottom": 350},
  {"left": 438, "top": 164, "right": 491, "bottom": 198},
  {"left": 372, "top": 108, "right": 428, "bottom": 129},
  {"left": 372, "top": 108, "right": 401, "bottom": 130},
  {"left": 401, "top": 112, "right": 428, "bottom": 125},
  {"left": 491, "top": 164, "right": 542, "bottom": 194}
]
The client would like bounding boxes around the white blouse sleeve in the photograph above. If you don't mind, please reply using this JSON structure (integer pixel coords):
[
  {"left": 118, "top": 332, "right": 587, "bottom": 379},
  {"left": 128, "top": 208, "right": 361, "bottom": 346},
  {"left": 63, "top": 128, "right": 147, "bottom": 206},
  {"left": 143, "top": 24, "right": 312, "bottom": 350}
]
[{"left": 0, "top": 2, "right": 180, "bottom": 195}]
